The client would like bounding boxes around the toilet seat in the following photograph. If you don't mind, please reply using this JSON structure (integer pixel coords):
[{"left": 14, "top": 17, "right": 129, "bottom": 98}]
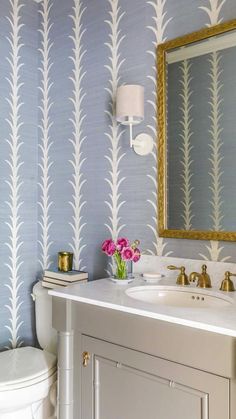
[
  {"left": 0, "top": 347, "right": 57, "bottom": 415},
  {"left": 0, "top": 347, "right": 56, "bottom": 391}
]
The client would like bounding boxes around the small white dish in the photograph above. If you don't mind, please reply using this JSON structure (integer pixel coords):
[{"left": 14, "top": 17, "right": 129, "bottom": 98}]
[
  {"left": 109, "top": 277, "right": 134, "bottom": 285},
  {"left": 142, "top": 273, "right": 164, "bottom": 283}
]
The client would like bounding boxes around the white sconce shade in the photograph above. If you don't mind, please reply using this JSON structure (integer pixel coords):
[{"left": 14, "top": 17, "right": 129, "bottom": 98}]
[
  {"left": 116, "top": 85, "right": 144, "bottom": 125},
  {"left": 115, "top": 84, "right": 153, "bottom": 156}
]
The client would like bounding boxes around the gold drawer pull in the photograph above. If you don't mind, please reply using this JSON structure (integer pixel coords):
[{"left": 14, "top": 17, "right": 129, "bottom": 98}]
[{"left": 82, "top": 351, "right": 90, "bottom": 367}]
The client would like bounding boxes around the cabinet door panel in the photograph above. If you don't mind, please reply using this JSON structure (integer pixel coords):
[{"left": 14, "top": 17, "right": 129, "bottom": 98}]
[
  {"left": 82, "top": 336, "right": 229, "bottom": 419},
  {"left": 93, "top": 356, "right": 205, "bottom": 419}
]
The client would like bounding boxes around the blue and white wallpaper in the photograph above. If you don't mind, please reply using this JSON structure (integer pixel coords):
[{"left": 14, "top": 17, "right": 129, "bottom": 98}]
[
  {"left": 0, "top": 0, "right": 38, "bottom": 349},
  {"left": 1, "top": 0, "right": 236, "bottom": 349}
]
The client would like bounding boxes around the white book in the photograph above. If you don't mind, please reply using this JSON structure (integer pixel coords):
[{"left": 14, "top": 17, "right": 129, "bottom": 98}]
[
  {"left": 43, "top": 276, "right": 87, "bottom": 286},
  {"left": 44, "top": 268, "right": 88, "bottom": 281},
  {"left": 41, "top": 280, "right": 65, "bottom": 289}
]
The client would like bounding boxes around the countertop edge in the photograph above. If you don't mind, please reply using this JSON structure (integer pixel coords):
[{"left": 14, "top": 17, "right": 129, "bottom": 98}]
[{"left": 49, "top": 289, "right": 236, "bottom": 338}]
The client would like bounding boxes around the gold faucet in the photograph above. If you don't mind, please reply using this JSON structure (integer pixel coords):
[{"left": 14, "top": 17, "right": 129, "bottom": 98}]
[
  {"left": 167, "top": 265, "right": 189, "bottom": 286},
  {"left": 189, "top": 264, "right": 212, "bottom": 288},
  {"left": 220, "top": 271, "right": 236, "bottom": 292}
]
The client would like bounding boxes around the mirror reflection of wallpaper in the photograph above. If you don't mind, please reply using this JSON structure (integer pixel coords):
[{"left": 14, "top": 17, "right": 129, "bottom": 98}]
[{"left": 167, "top": 45, "right": 236, "bottom": 231}]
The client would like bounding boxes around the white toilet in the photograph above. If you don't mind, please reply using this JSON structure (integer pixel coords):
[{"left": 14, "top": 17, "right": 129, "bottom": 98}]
[{"left": 0, "top": 282, "right": 57, "bottom": 419}]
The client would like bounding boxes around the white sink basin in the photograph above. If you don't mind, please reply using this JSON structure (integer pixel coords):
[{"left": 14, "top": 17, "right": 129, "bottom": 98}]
[{"left": 126, "top": 285, "right": 233, "bottom": 308}]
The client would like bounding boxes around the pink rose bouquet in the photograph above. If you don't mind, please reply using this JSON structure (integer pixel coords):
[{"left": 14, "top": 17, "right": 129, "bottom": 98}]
[{"left": 101, "top": 237, "right": 141, "bottom": 279}]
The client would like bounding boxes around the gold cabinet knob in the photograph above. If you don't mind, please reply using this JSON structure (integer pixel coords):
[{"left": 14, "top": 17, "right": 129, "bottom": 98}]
[
  {"left": 220, "top": 271, "right": 236, "bottom": 292},
  {"left": 167, "top": 265, "right": 189, "bottom": 286},
  {"left": 82, "top": 351, "right": 90, "bottom": 367}
]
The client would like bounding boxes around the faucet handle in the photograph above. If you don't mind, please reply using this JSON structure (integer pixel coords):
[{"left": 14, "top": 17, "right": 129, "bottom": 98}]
[
  {"left": 167, "top": 265, "right": 189, "bottom": 286},
  {"left": 167, "top": 265, "right": 181, "bottom": 270},
  {"left": 197, "top": 264, "right": 212, "bottom": 288},
  {"left": 220, "top": 271, "right": 236, "bottom": 292},
  {"left": 167, "top": 265, "right": 186, "bottom": 272}
]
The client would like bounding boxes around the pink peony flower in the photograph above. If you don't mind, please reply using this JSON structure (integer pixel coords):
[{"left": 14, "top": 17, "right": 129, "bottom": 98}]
[
  {"left": 102, "top": 237, "right": 141, "bottom": 264},
  {"left": 101, "top": 239, "right": 116, "bottom": 256},
  {"left": 132, "top": 248, "right": 141, "bottom": 263},
  {"left": 121, "top": 246, "right": 134, "bottom": 261},
  {"left": 116, "top": 237, "right": 129, "bottom": 251}
]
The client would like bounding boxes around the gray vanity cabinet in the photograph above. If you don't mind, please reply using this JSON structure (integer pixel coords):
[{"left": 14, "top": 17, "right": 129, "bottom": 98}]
[
  {"left": 81, "top": 335, "right": 229, "bottom": 419},
  {"left": 52, "top": 298, "right": 236, "bottom": 419}
]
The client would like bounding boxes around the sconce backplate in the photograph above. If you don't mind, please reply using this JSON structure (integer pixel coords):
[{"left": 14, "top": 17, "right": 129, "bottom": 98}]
[{"left": 133, "top": 133, "right": 153, "bottom": 156}]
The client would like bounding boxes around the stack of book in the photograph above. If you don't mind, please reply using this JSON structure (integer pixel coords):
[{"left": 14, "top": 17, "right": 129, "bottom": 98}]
[{"left": 42, "top": 269, "right": 88, "bottom": 289}]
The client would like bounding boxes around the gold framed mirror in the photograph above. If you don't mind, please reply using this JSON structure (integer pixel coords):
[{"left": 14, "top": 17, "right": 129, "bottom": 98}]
[{"left": 158, "top": 19, "right": 236, "bottom": 242}]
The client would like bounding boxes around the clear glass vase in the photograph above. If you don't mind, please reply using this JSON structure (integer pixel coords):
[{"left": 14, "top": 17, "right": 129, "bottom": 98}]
[
  {"left": 113, "top": 253, "right": 128, "bottom": 280},
  {"left": 115, "top": 260, "right": 128, "bottom": 279}
]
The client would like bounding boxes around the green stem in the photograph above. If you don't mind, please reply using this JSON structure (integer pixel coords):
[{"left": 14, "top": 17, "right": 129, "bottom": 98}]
[{"left": 113, "top": 252, "right": 127, "bottom": 279}]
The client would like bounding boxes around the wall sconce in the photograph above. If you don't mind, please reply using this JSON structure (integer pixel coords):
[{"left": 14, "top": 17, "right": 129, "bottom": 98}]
[{"left": 116, "top": 84, "right": 153, "bottom": 156}]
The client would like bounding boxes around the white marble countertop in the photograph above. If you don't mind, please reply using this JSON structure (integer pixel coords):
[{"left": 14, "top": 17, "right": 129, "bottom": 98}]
[{"left": 49, "top": 274, "right": 236, "bottom": 337}]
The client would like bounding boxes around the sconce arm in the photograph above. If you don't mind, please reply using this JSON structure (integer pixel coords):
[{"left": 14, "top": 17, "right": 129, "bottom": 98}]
[{"left": 129, "top": 123, "right": 133, "bottom": 148}]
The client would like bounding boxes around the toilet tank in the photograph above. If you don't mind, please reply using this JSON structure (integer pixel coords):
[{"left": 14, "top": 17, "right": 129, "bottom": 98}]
[{"left": 32, "top": 282, "right": 57, "bottom": 354}]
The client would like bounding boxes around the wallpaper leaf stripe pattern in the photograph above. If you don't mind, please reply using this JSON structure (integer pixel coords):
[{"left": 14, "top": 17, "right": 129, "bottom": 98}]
[
  {"left": 4, "top": 0, "right": 24, "bottom": 349},
  {"left": 68, "top": 0, "right": 87, "bottom": 271},
  {"left": 104, "top": 0, "right": 126, "bottom": 275},
  {"left": 208, "top": 51, "right": 224, "bottom": 232},
  {"left": 199, "top": 0, "right": 226, "bottom": 26},
  {"left": 199, "top": 0, "right": 230, "bottom": 262},
  {"left": 38, "top": 0, "right": 54, "bottom": 270},
  {"left": 179, "top": 60, "right": 194, "bottom": 230},
  {"left": 147, "top": 0, "right": 173, "bottom": 46},
  {"left": 146, "top": 0, "right": 172, "bottom": 256}
]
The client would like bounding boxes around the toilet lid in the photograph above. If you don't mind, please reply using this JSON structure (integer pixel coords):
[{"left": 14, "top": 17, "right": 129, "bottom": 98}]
[{"left": 0, "top": 347, "right": 56, "bottom": 390}]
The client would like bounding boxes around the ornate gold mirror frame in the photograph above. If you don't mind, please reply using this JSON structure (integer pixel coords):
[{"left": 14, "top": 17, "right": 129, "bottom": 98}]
[{"left": 158, "top": 18, "right": 236, "bottom": 242}]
